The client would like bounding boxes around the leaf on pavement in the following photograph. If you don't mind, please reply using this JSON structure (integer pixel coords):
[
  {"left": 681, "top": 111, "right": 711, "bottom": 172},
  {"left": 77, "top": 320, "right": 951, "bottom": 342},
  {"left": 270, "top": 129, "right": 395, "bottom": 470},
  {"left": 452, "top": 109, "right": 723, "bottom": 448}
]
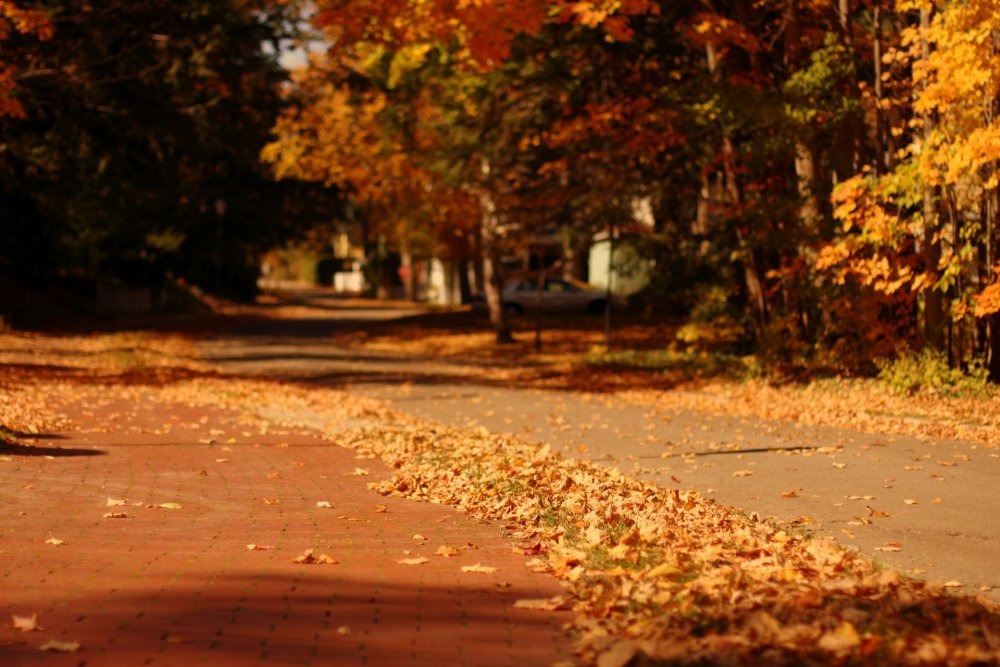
[
  {"left": 435, "top": 545, "right": 459, "bottom": 557},
  {"left": 102, "top": 512, "right": 127, "bottom": 519},
  {"left": 292, "top": 549, "right": 337, "bottom": 564},
  {"left": 39, "top": 640, "right": 80, "bottom": 653},
  {"left": 374, "top": 504, "right": 388, "bottom": 513},
  {"left": 732, "top": 470, "right": 754, "bottom": 477},
  {"left": 316, "top": 501, "right": 333, "bottom": 508},
  {"left": 157, "top": 503, "right": 182, "bottom": 510},
  {"left": 246, "top": 544, "right": 274, "bottom": 551},
  {"left": 350, "top": 468, "right": 369, "bottom": 476},
  {"left": 398, "top": 557, "right": 429, "bottom": 565},
  {"left": 874, "top": 541, "right": 902, "bottom": 552},
  {"left": 45, "top": 536, "right": 64, "bottom": 546},
  {"left": 461, "top": 563, "right": 496, "bottom": 573},
  {"left": 106, "top": 498, "right": 126, "bottom": 507},
  {"left": 513, "top": 596, "right": 566, "bottom": 611},
  {"left": 263, "top": 498, "right": 280, "bottom": 505},
  {"left": 12, "top": 614, "right": 41, "bottom": 632}
]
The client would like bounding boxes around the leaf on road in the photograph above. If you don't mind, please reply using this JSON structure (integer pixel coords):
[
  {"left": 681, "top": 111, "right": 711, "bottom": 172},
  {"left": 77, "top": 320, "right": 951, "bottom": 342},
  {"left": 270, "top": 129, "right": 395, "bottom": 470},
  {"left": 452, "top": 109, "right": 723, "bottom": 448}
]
[
  {"left": 398, "top": 557, "right": 429, "bottom": 565},
  {"left": 157, "top": 503, "right": 182, "bottom": 510},
  {"left": 461, "top": 563, "right": 497, "bottom": 574},
  {"left": 904, "top": 499, "right": 918, "bottom": 505},
  {"left": 732, "top": 470, "right": 754, "bottom": 477},
  {"left": 102, "top": 512, "right": 127, "bottom": 519},
  {"left": 374, "top": 504, "right": 388, "bottom": 513},
  {"left": 846, "top": 495, "right": 875, "bottom": 500},
  {"left": 875, "top": 542, "right": 902, "bottom": 552},
  {"left": 350, "top": 468, "right": 369, "bottom": 476},
  {"left": 944, "top": 581, "right": 963, "bottom": 588},
  {"left": 245, "top": 544, "right": 274, "bottom": 551},
  {"left": 39, "top": 640, "right": 80, "bottom": 653},
  {"left": 12, "top": 614, "right": 41, "bottom": 632},
  {"left": 316, "top": 501, "right": 333, "bottom": 508},
  {"left": 45, "top": 536, "right": 64, "bottom": 546},
  {"left": 292, "top": 549, "right": 337, "bottom": 564},
  {"left": 413, "top": 533, "right": 427, "bottom": 541},
  {"left": 106, "top": 498, "right": 126, "bottom": 507},
  {"left": 781, "top": 489, "right": 800, "bottom": 498},
  {"left": 513, "top": 596, "right": 566, "bottom": 611},
  {"left": 263, "top": 498, "right": 280, "bottom": 505},
  {"left": 215, "top": 458, "right": 229, "bottom": 463},
  {"left": 435, "top": 545, "right": 459, "bottom": 557}
]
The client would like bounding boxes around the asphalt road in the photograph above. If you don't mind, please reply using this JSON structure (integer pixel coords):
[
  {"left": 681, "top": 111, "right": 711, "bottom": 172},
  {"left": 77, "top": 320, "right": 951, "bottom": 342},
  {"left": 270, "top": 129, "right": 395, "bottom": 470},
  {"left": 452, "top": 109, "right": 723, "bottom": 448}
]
[{"left": 199, "top": 291, "right": 1000, "bottom": 603}]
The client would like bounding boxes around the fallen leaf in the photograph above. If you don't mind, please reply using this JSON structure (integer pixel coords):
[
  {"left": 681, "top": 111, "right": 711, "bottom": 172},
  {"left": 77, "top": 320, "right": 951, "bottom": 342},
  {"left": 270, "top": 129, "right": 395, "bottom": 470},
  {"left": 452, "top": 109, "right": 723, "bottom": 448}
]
[
  {"left": 904, "top": 499, "right": 918, "bottom": 505},
  {"left": 412, "top": 533, "right": 426, "bottom": 541},
  {"left": 818, "top": 621, "right": 861, "bottom": 652},
  {"left": 866, "top": 506, "right": 890, "bottom": 518},
  {"left": 374, "top": 504, "right": 388, "bottom": 513},
  {"left": 732, "top": 469, "right": 754, "bottom": 477},
  {"left": 435, "top": 545, "right": 459, "bottom": 557},
  {"left": 39, "top": 640, "right": 80, "bottom": 653},
  {"left": 292, "top": 549, "right": 337, "bottom": 564},
  {"left": 158, "top": 503, "right": 182, "bottom": 510},
  {"left": 351, "top": 468, "right": 369, "bottom": 476},
  {"left": 461, "top": 563, "right": 497, "bottom": 574},
  {"left": 267, "top": 472, "right": 282, "bottom": 479},
  {"left": 846, "top": 495, "right": 876, "bottom": 500},
  {"left": 513, "top": 596, "right": 567, "bottom": 611},
  {"left": 215, "top": 458, "right": 229, "bottom": 463},
  {"left": 781, "top": 489, "right": 800, "bottom": 498},
  {"left": 336, "top": 626, "right": 352, "bottom": 636},
  {"left": 943, "top": 580, "right": 963, "bottom": 588},
  {"left": 102, "top": 512, "right": 127, "bottom": 519},
  {"left": 45, "top": 536, "right": 64, "bottom": 546},
  {"left": 832, "top": 462, "right": 847, "bottom": 469},
  {"left": 875, "top": 541, "right": 902, "bottom": 552},
  {"left": 316, "top": 501, "right": 333, "bottom": 508},
  {"left": 245, "top": 544, "right": 274, "bottom": 551},
  {"left": 398, "top": 557, "right": 429, "bottom": 565},
  {"left": 12, "top": 614, "right": 41, "bottom": 632},
  {"left": 263, "top": 498, "right": 280, "bottom": 505},
  {"left": 106, "top": 498, "right": 126, "bottom": 507}
]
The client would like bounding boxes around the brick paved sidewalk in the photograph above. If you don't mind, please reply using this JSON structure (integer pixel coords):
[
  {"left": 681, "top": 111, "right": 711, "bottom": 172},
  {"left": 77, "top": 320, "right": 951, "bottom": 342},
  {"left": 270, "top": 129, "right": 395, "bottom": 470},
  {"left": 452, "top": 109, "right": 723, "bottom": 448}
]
[{"left": 0, "top": 393, "right": 572, "bottom": 666}]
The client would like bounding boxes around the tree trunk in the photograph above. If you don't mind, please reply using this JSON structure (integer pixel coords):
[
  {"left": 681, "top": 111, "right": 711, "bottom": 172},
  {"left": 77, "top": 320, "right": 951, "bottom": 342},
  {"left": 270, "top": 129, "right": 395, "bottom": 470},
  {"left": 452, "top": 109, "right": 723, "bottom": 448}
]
[
  {"left": 477, "top": 188, "right": 514, "bottom": 343},
  {"left": 920, "top": 5, "right": 945, "bottom": 350}
]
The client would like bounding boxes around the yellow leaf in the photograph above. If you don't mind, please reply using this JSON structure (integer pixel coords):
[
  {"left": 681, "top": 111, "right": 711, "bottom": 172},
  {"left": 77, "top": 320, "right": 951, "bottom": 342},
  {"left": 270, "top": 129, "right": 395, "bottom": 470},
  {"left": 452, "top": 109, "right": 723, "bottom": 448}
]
[
  {"left": 398, "top": 557, "right": 429, "bottom": 565},
  {"left": 39, "top": 640, "right": 81, "bottom": 653},
  {"left": 818, "top": 621, "right": 861, "bottom": 652},
  {"left": 12, "top": 613, "right": 41, "bottom": 632},
  {"left": 461, "top": 563, "right": 497, "bottom": 573},
  {"left": 435, "top": 545, "right": 459, "bottom": 557}
]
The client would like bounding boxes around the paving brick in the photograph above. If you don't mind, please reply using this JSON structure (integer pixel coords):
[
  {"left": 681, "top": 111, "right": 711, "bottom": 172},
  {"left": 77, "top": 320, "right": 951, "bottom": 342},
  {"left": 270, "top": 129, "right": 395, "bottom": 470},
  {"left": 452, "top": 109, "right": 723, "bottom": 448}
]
[{"left": 1, "top": 395, "right": 572, "bottom": 666}]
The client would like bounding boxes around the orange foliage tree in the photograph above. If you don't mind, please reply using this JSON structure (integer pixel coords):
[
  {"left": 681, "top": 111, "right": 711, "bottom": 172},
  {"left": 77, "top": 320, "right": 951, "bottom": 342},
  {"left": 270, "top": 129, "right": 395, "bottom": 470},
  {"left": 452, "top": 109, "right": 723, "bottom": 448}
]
[{"left": 0, "top": 2, "right": 52, "bottom": 118}]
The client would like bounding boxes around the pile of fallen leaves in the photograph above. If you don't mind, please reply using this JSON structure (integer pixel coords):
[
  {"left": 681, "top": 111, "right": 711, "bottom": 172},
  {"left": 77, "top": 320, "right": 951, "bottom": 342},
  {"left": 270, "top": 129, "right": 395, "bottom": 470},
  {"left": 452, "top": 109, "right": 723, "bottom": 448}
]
[{"left": 334, "top": 423, "right": 1000, "bottom": 666}]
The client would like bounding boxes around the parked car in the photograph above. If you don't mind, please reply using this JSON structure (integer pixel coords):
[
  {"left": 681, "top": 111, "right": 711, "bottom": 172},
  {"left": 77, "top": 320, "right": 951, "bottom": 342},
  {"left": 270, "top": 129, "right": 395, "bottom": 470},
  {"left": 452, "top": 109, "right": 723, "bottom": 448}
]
[{"left": 495, "top": 277, "right": 627, "bottom": 314}]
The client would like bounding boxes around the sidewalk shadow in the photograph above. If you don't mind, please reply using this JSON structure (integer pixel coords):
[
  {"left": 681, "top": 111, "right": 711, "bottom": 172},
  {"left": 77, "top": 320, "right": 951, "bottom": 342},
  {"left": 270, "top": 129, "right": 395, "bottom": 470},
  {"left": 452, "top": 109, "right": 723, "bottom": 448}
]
[{"left": 0, "top": 440, "right": 104, "bottom": 457}]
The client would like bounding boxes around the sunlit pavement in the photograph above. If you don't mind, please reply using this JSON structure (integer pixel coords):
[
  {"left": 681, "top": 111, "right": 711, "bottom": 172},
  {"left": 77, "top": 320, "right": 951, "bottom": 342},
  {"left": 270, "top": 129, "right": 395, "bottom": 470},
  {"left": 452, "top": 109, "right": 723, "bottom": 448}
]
[{"left": 0, "top": 395, "right": 570, "bottom": 665}]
